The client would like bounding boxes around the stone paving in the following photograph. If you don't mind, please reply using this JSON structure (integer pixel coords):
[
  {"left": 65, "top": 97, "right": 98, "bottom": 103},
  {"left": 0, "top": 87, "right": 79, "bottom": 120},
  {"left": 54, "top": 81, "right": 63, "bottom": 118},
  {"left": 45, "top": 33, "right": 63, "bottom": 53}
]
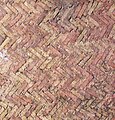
[{"left": 0, "top": 0, "right": 115, "bottom": 120}]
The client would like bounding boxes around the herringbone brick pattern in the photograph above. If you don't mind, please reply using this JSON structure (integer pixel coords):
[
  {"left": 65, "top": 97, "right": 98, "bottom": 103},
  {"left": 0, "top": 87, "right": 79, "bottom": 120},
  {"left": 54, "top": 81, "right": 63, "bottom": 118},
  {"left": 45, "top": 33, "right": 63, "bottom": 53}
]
[{"left": 0, "top": 0, "right": 115, "bottom": 120}]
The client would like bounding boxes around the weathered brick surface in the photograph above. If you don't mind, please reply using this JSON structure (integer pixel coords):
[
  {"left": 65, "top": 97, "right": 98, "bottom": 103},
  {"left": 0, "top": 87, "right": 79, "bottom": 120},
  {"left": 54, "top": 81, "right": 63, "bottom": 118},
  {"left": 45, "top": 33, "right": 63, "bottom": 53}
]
[{"left": 0, "top": 0, "right": 115, "bottom": 120}]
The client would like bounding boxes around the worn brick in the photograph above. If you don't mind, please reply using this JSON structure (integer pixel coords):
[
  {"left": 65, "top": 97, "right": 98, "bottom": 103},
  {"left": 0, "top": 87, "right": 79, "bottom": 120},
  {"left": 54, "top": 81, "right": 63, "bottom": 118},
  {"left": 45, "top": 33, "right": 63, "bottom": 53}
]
[{"left": 0, "top": 0, "right": 115, "bottom": 120}]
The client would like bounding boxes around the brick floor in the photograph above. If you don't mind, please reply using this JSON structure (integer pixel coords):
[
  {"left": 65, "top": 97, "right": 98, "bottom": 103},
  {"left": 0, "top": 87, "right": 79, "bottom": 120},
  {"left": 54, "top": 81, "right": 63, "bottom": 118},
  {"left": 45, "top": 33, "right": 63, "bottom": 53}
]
[{"left": 0, "top": 0, "right": 115, "bottom": 120}]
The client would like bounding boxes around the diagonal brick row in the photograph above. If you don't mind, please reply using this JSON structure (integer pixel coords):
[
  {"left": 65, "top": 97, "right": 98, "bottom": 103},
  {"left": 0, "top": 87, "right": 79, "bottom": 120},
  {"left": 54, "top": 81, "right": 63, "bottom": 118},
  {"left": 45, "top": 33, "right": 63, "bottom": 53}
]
[{"left": 0, "top": 0, "right": 115, "bottom": 120}]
